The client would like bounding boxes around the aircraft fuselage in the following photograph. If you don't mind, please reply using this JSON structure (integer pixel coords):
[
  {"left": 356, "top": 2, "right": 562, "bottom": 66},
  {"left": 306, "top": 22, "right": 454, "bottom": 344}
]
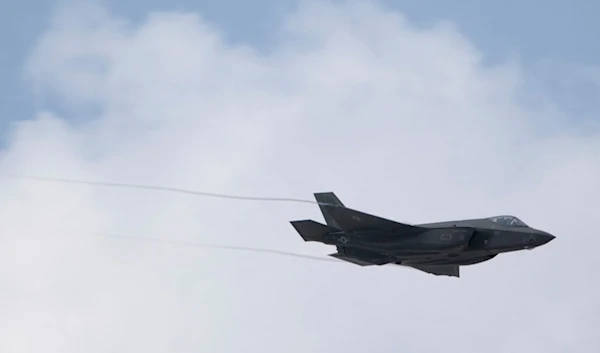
[{"left": 290, "top": 192, "right": 555, "bottom": 277}]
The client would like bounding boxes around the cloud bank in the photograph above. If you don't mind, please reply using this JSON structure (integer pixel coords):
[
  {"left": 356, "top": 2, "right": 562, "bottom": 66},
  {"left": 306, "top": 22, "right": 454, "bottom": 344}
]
[{"left": 1, "top": 1, "right": 598, "bottom": 352}]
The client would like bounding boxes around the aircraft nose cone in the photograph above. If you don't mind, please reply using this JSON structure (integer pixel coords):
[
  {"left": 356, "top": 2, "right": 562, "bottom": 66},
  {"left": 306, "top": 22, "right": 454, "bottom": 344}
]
[{"left": 536, "top": 232, "right": 555, "bottom": 246}]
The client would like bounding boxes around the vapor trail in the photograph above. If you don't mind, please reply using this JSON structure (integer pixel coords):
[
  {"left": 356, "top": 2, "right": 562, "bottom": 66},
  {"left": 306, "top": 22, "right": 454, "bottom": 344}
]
[
  {"left": 80, "top": 229, "right": 339, "bottom": 263},
  {"left": 8, "top": 174, "right": 326, "bottom": 205},
  {"left": 5, "top": 174, "right": 342, "bottom": 263},
  {"left": 0, "top": 220, "right": 338, "bottom": 264}
]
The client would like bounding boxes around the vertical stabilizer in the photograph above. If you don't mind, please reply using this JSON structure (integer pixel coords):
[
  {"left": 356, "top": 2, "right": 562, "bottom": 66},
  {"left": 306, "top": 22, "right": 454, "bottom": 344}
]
[{"left": 314, "top": 192, "right": 344, "bottom": 229}]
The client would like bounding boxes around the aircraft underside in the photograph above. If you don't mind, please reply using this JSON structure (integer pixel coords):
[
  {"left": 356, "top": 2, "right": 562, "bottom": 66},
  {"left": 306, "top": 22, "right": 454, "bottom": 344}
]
[
  {"left": 332, "top": 245, "right": 497, "bottom": 268},
  {"left": 327, "top": 244, "right": 499, "bottom": 277}
]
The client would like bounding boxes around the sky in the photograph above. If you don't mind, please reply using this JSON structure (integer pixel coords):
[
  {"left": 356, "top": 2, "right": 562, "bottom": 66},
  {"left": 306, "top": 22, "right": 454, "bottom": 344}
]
[{"left": 0, "top": 0, "right": 599, "bottom": 352}]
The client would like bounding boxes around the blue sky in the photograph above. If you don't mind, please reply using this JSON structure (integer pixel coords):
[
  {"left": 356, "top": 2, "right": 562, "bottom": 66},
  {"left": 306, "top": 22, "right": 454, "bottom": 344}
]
[
  {"left": 2, "top": 0, "right": 599, "bottom": 136},
  {"left": 1, "top": 1, "right": 599, "bottom": 351}
]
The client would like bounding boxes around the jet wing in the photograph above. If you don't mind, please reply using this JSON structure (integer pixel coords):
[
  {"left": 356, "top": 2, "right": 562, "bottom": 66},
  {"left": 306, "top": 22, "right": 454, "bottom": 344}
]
[
  {"left": 326, "top": 206, "right": 425, "bottom": 233},
  {"left": 409, "top": 265, "right": 460, "bottom": 277},
  {"left": 314, "top": 192, "right": 426, "bottom": 233}
]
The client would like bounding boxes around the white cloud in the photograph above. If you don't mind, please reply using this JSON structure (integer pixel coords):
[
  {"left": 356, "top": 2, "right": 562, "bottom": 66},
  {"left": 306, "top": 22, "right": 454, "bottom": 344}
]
[{"left": 1, "top": 0, "right": 599, "bottom": 352}]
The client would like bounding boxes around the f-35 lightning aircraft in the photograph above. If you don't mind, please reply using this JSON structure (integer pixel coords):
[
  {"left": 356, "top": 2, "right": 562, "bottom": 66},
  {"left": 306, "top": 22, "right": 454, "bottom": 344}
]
[{"left": 290, "top": 192, "right": 555, "bottom": 277}]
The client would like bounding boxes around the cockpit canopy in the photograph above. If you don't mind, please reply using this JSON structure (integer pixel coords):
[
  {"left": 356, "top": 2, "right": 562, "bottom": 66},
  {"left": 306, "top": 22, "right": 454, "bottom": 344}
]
[{"left": 488, "top": 215, "right": 528, "bottom": 227}]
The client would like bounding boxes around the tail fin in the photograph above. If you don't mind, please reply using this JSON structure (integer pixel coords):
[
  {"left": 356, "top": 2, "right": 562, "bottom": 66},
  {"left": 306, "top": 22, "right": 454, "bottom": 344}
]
[
  {"left": 314, "top": 192, "right": 344, "bottom": 229},
  {"left": 290, "top": 220, "right": 338, "bottom": 242}
]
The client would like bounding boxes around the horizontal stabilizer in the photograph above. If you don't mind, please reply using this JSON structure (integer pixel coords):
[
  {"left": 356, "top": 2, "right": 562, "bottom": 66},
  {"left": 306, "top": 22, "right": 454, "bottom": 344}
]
[
  {"left": 290, "top": 220, "right": 338, "bottom": 242},
  {"left": 409, "top": 265, "right": 460, "bottom": 277},
  {"left": 329, "top": 252, "right": 375, "bottom": 266}
]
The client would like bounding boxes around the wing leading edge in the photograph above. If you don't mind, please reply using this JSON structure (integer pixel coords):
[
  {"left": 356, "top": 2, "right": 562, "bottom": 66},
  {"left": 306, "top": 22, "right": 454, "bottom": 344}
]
[{"left": 313, "top": 192, "right": 426, "bottom": 233}]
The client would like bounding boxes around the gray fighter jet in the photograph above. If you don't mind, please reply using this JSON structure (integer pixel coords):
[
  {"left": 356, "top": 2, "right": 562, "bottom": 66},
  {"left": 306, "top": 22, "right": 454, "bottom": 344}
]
[{"left": 290, "top": 192, "right": 555, "bottom": 277}]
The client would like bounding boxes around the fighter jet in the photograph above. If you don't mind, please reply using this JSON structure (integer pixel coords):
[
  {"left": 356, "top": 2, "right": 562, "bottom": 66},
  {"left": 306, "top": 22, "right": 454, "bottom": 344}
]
[{"left": 290, "top": 192, "right": 555, "bottom": 277}]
